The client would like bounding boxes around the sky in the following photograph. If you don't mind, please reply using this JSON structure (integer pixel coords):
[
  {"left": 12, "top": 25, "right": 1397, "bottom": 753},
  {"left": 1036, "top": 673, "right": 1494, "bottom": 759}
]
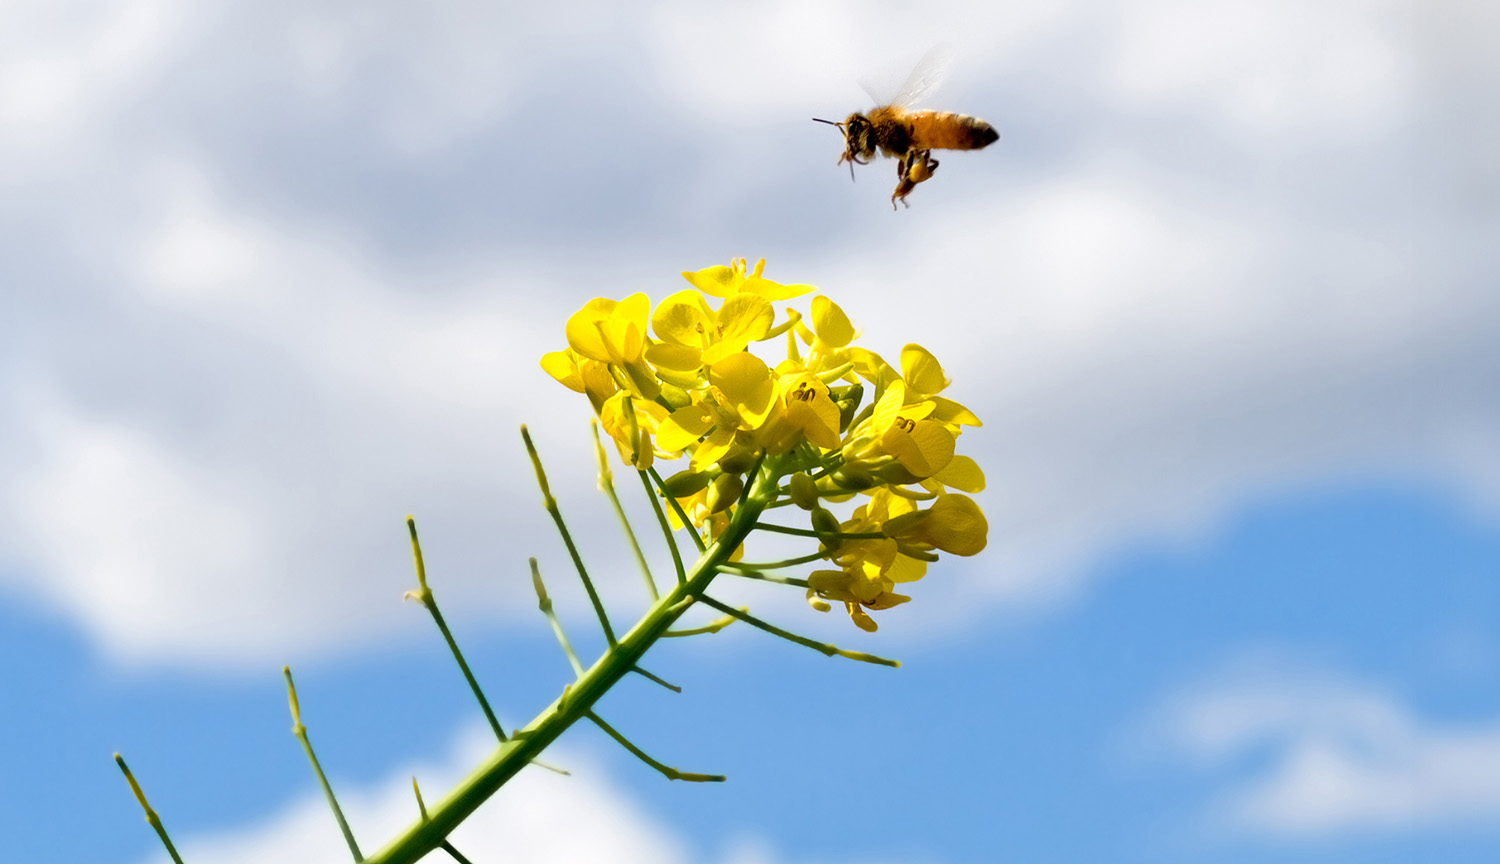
[{"left": 1, "top": 0, "right": 1498, "bottom": 861}]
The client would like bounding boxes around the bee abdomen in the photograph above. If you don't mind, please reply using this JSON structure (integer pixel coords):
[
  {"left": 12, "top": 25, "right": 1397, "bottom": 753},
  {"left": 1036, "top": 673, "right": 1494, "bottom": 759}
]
[{"left": 908, "top": 111, "right": 999, "bottom": 151}]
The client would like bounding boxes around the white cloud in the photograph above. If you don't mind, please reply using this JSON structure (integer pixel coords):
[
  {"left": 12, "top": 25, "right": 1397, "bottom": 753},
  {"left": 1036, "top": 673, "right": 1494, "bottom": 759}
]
[
  {"left": 140, "top": 724, "right": 904, "bottom": 864},
  {"left": 1159, "top": 666, "right": 1500, "bottom": 837},
  {"left": 1108, "top": 0, "right": 1411, "bottom": 138},
  {"left": 145, "top": 727, "right": 692, "bottom": 864},
  {"left": 1, "top": 0, "right": 1498, "bottom": 666}
]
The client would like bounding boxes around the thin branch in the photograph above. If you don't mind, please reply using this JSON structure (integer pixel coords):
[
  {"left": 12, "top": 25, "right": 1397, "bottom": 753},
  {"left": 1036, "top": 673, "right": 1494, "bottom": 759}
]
[
  {"left": 529, "top": 558, "right": 585, "bottom": 678},
  {"left": 114, "top": 754, "right": 185, "bottom": 864},
  {"left": 586, "top": 712, "right": 724, "bottom": 782},
  {"left": 715, "top": 565, "right": 812, "bottom": 588},
  {"left": 694, "top": 595, "right": 900, "bottom": 668},
  {"left": 663, "top": 609, "right": 743, "bottom": 637},
  {"left": 522, "top": 425, "right": 617, "bottom": 646},
  {"left": 648, "top": 466, "right": 707, "bottom": 552},
  {"left": 592, "top": 420, "right": 659, "bottom": 601},
  {"left": 639, "top": 469, "right": 686, "bottom": 584},
  {"left": 630, "top": 665, "right": 682, "bottom": 693},
  {"left": 723, "top": 550, "right": 829, "bottom": 570},
  {"left": 284, "top": 666, "right": 363, "bottom": 862},
  {"left": 406, "top": 517, "right": 506, "bottom": 741},
  {"left": 753, "top": 523, "right": 885, "bottom": 540}
]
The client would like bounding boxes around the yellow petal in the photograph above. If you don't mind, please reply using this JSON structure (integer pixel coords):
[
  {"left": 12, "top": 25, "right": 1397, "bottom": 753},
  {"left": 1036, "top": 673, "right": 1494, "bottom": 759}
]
[
  {"left": 920, "top": 494, "right": 988, "bottom": 556},
  {"left": 781, "top": 374, "right": 842, "bottom": 450},
  {"left": 743, "top": 275, "right": 815, "bottom": 300},
  {"left": 810, "top": 295, "right": 855, "bottom": 347},
  {"left": 565, "top": 297, "right": 622, "bottom": 362},
  {"left": 644, "top": 341, "right": 703, "bottom": 373},
  {"left": 682, "top": 265, "right": 740, "bottom": 298},
  {"left": 847, "top": 603, "right": 878, "bottom": 632},
  {"left": 708, "top": 353, "right": 776, "bottom": 429},
  {"left": 878, "top": 418, "right": 955, "bottom": 478},
  {"left": 540, "top": 350, "right": 584, "bottom": 392},
  {"left": 714, "top": 293, "right": 774, "bottom": 348},
  {"left": 886, "top": 554, "right": 928, "bottom": 584},
  {"left": 929, "top": 395, "right": 982, "bottom": 427},
  {"left": 656, "top": 404, "right": 715, "bottom": 452},
  {"left": 900, "top": 344, "right": 949, "bottom": 394},
  {"left": 651, "top": 289, "right": 714, "bottom": 348},
  {"left": 933, "top": 455, "right": 985, "bottom": 493}
]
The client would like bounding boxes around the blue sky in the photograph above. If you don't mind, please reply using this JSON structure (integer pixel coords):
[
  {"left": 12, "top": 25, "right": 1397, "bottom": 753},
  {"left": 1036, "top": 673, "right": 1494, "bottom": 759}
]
[{"left": 2, "top": 1, "right": 1499, "bottom": 862}]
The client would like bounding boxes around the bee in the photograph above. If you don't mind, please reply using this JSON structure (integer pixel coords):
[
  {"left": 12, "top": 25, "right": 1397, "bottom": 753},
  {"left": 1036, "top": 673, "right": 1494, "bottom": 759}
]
[{"left": 815, "top": 48, "right": 997, "bottom": 209}]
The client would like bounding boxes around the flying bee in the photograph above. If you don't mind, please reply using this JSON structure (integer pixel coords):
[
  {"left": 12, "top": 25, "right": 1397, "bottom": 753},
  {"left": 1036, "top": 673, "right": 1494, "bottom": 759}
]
[{"left": 815, "top": 47, "right": 997, "bottom": 209}]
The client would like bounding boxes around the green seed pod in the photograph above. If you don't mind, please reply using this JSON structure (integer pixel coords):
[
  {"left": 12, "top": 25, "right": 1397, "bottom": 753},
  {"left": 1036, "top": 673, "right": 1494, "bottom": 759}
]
[
  {"left": 662, "top": 469, "right": 712, "bottom": 498},
  {"left": 810, "top": 506, "right": 840, "bottom": 534},
  {"left": 829, "top": 465, "right": 876, "bottom": 491},
  {"left": 831, "top": 381, "right": 865, "bottom": 432},
  {"left": 810, "top": 507, "right": 846, "bottom": 552},
  {"left": 707, "top": 473, "right": 743, "bottom": 514},
  {"left": 717, "top": 449, "right": 758, "bottom": 476},
  {"left": 788, "top": 472, "right": 819, "bottom": 510},
  {"left": 658, "top": 382, "right": 693, "bottom": 411}
]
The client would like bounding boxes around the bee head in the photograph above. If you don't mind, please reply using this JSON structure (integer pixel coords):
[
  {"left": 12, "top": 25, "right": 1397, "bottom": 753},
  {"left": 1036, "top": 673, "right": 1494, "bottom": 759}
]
[
  {"left": 814, "top": 114, "right": 875, "bottom": 181},
  {"left": 841, "top": 113, "right": 876, "bottom": 163}
]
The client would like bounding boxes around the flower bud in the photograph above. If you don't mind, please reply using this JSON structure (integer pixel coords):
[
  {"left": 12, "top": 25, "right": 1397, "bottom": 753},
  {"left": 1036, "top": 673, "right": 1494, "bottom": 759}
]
[
  {"left": 706, "top": 473, "right": 743, "bottom": 514},
  {"left": 717, "top": 449, "right": 759, "bottom": 476},
  {"left": 662, "top": 469, "right": 712, "bottom": 497},
  {"left": 830, "top": 381, "right": 864, "bottom": 432},
  {"left": 788, "top": 472, "right": 819, "bottom": 509}
]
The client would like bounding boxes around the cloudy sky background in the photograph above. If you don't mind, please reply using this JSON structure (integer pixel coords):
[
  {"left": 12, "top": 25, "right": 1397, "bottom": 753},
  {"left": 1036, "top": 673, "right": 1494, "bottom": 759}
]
[{"left": 2, "top": 0, "right": 1498, "bottom": 861}]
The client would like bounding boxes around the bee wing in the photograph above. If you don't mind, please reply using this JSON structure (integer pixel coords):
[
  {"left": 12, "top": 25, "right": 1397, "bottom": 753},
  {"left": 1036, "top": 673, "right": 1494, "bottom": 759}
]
[{"left": 873, "top": 44, "right": 953, "bottom": 109}]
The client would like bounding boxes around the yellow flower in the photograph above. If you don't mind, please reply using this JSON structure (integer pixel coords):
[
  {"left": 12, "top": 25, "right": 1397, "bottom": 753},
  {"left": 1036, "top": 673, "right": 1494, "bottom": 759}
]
[
  {"left": 681, "top": 257, "right": 815, "bottom": 301},
  {"left": 539, "top": 348, "right": 617, "bottom": 414},
  {"left": 807, "top": 567, "right": 911, "bottom": 632},
  {"left": 596, "top": 393, "right": 669, "bottom": 470},
  {"left": 882, "top": 493, "right": 989, "bottom": 557},
  {"left": 565, "top": 294, "right": 660, "bottom": 401}
]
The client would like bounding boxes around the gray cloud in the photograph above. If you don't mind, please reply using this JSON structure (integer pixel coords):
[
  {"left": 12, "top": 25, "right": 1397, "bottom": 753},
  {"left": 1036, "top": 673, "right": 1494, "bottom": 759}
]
[{"left": 1, "top": 0, "right": 1497, "bottom": 665}]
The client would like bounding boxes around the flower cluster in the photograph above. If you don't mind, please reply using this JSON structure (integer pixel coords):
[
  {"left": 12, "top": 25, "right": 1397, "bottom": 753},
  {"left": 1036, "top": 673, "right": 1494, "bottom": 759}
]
[{"left": 542, "top": 258, "right": 987, "bottom": 631}]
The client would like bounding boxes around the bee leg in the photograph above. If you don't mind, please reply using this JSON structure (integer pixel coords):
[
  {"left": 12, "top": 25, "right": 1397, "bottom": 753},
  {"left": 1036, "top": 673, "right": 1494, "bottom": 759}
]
[{"left": 891, "top": 181, "right": 913, "bottom": 210}]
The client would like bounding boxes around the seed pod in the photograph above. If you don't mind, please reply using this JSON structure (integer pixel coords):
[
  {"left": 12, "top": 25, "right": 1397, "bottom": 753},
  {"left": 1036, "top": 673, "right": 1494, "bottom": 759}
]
[
  {"left": 707, "top": 473, "right": 743, "bottom": 514},
  {"left": 717, "top": 449, "right": 758, "bottom": 476},
  {"left": 829, "top": 465, "right": 876, "bottom": 491},
  {"left": 788, "top": 472, "right": 819, "bottom": 510},
  {"left": 831, "top": 381, "right": 864, "bottom": 432},
  {"left": 662, "top": 469, "right": 712, "bottom": 498},
  {"left": 809, "top": 506, "right": 843, "bottom": 553}
]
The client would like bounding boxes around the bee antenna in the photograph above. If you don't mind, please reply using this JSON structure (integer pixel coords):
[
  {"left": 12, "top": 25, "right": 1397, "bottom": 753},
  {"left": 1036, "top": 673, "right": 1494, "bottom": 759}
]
[{"left": 811, "top": 117, "right": 844, "bottom": 129}]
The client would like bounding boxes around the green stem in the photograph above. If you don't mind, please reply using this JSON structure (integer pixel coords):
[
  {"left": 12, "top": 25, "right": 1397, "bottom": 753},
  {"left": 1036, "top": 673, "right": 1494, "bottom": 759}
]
[
  {"left": 408, "top": 517, "right": 506, "bottom": 741},
  {"left": 593, "top": 421, "right": 659, "bottom": 601},
  {"left": 648, "top": 466, "right": 707, "bottom": 553},
  {"left": 715, "top": 566, "right": 811, "bottom": 588},
  {"left": 663, "top": 609, "right": 742, "bottom": 637},
  {"left": 530, "top": 558, "right": 585, "bottom": 678},
  {"left": 630, "top": 665, "right": 682, "bottom": 693},
  {"left": 440, "top": 843, "right": 475, "bottom": 864},
  {"left": 639, "top": 470, "right": 686, "bottom": 584},
  {"left": 114, "top": 754, "right": 185, "bottom": 864},
  {"left": 523, "top": 426, "right": 617, "bottom": 646},
  {"left": 586, "top": 712, "right": 724, "bottom": 782},
  {"left": 284, "top": 666, "right": 363, "bottom": 862},
  {"left": 694, "top": 595, "right": 900, "bottom": 668},
  {"left": 754, "top": 523, "right": 885, "bottom": 540},
  {"left": 723, "top": 550, "right": 828, "bottom": 570},
  {"left": 359, "top": 457, "right": 782, "bottom": 864}
]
